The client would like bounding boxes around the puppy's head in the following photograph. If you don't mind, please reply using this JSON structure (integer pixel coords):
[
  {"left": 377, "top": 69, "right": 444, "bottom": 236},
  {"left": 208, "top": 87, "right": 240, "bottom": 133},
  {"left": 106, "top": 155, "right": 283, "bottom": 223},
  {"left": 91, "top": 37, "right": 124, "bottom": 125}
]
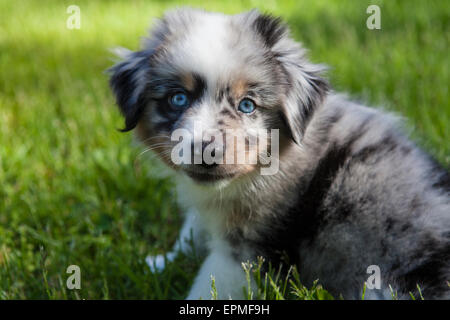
[{"left": 109, "top": 8, "right": 328, "bottom": 184}]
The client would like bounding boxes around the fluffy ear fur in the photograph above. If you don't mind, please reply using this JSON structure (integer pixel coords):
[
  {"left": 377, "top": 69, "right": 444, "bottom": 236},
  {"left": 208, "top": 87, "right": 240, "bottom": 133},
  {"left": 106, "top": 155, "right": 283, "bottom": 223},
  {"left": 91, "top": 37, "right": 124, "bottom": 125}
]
[
  {"left": 108, "top": 16, "right": 170, "bottom": 131},
  {"left": 108, "top": 49, "right": 152, "bottom": 131},
  {"left": 250, "top": 11, "right": 329, "bottom": 144}
]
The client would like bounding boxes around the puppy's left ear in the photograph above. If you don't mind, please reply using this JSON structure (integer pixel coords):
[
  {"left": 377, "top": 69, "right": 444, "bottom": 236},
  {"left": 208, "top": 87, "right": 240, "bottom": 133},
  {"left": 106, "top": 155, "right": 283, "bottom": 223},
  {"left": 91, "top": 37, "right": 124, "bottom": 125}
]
[
  {"left": 250, "top": 11, "right": 329, "bottom": 144},
  {"left": 108, "top": 48, "right": 151, "bottom": 132}
]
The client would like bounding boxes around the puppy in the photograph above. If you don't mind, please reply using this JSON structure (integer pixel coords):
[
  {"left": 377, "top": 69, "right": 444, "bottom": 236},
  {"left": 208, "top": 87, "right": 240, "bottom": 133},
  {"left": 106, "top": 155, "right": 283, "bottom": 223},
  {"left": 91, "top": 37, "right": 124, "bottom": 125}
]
[{"left": 109, "top": 8, "right": 450, "bottom": 299}]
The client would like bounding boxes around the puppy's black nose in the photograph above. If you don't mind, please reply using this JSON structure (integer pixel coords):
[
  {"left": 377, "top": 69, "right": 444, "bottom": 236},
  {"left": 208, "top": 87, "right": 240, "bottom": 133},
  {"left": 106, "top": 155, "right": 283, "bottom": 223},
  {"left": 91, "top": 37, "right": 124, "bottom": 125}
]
[{"left": 191, "top": 142, "right": 222, "bottom": 168}]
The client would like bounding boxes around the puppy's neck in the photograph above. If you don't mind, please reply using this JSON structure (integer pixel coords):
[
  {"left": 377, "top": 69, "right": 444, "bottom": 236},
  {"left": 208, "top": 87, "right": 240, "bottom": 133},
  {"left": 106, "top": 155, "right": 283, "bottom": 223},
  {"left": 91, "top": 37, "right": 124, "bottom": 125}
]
[{"left": 174, "top": 143, "right": 305, "bottom": 235}]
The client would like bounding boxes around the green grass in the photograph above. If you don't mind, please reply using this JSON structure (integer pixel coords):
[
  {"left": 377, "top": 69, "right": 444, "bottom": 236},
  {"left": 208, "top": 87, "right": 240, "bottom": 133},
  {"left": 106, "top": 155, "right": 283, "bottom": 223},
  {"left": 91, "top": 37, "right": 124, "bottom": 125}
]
[{"left": 0, "top": 0, "right": 448, "bottom": 299}]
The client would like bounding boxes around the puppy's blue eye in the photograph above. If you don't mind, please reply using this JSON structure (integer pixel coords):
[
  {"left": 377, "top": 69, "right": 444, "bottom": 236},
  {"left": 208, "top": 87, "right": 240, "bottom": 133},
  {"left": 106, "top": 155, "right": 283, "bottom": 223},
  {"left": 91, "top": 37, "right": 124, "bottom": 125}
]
[
  {"left": 238, "top": 99, "right": 256, "bottom": 114},
  {"left": 170, "top": 93, "right": 189, "bottom": 108}
]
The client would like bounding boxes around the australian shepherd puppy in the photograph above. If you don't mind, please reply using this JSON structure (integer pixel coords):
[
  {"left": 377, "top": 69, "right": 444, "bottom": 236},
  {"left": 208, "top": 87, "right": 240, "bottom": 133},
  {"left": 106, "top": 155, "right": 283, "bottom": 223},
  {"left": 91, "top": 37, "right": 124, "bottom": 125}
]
[{"left": 109, "top": 8, "right": 450, "bottom": 299}]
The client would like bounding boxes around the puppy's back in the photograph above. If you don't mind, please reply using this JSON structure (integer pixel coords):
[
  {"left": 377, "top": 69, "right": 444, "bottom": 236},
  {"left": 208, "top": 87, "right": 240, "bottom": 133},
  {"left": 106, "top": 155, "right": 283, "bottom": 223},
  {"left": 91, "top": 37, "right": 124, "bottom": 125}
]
[{"left": 291, "top": 93, "right": 450, "bottom": 299}]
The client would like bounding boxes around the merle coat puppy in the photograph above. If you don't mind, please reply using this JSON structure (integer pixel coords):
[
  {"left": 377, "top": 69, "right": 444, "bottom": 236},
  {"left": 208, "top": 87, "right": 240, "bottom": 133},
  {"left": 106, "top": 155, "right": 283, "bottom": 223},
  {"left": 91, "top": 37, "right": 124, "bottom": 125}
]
[{"left": 109, "top": 8, "right": 450, "bottom": 299}]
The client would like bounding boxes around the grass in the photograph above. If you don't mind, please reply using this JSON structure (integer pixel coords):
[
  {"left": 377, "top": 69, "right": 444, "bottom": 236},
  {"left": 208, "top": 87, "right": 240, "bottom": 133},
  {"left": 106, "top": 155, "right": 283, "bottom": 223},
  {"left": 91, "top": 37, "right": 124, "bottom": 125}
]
[{"left": 0, "top": 0, "right": 448, "bottom": 299}]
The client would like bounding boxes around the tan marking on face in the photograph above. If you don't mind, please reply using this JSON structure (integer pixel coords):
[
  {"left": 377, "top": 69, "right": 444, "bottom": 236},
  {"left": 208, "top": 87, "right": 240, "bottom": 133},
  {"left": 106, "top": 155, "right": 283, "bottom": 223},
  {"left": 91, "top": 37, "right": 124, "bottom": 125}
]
[
  {"left": 231, "top": 77, "right": 248, "bottom": 100},
  {"left": 216, "top": 127, "right": 259, "bottom": 177},
  {"left": 136, "top": 119, "right": 178, "bottom": 170},
  {"left": 135, "top": 116, "right": 152, "bottom": 142},
  {"left": 181, "top": 73, "right": 195, "bottom": 91}
]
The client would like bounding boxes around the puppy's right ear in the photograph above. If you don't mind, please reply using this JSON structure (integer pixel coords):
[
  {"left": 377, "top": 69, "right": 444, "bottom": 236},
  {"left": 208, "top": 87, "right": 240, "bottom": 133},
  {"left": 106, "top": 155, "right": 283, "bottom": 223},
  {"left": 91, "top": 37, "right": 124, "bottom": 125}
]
[{"left": 108, "top": 49, "right": 151, "bottom": 131}]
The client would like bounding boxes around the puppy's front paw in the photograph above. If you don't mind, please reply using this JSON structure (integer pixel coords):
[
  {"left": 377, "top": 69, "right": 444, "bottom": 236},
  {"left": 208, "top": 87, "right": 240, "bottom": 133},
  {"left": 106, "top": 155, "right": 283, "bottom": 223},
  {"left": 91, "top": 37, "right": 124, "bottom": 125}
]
[{"left": 146, "top": 252, "right": 176, "bottom": 273}]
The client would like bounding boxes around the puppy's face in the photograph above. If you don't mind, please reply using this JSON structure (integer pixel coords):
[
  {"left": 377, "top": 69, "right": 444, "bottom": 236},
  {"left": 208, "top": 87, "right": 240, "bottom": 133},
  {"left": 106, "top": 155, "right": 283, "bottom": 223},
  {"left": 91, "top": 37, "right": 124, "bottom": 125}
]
[{"left": 110, "top": 9, "right": 328, "bottom": 184}]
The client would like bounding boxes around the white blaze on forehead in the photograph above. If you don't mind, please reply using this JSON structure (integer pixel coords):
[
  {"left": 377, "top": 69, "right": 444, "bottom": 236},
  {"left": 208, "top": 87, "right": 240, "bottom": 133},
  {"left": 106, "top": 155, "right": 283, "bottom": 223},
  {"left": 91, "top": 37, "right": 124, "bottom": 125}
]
[{"left": 172, "top": 13, "right": 238, "bottom": 83}]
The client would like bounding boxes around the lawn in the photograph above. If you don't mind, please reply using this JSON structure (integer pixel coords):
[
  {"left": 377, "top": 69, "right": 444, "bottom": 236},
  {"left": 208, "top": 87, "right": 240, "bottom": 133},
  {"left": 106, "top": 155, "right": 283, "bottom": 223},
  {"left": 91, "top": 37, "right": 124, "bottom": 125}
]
[{"left": 0, "top": 0, "right": 448, "bottom": 299}]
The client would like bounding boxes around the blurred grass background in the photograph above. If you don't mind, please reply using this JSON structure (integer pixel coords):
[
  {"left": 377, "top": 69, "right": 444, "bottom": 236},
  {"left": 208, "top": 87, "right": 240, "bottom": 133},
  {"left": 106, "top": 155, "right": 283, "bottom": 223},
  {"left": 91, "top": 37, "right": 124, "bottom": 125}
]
[{"left": 0, "top": 0, "right": 448, "bottom": 299}]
